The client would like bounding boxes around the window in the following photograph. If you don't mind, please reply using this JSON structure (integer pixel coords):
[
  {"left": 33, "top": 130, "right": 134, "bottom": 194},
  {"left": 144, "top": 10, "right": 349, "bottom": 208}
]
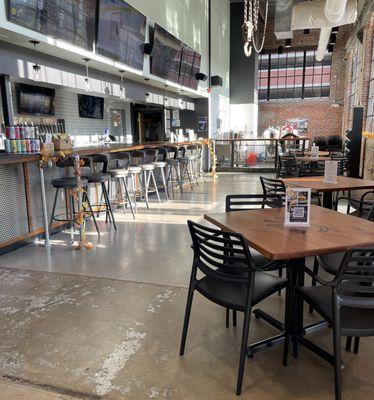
[
  {"left": 366, "top": 38, "right": 374, "bottom": 133},
  {"left": 258, "top": 50, "right": 331, "bottom": 101}
]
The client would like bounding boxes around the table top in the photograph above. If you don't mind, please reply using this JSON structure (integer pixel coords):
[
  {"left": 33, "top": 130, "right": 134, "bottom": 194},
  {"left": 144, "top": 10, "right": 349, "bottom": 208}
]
[
  {"left": 282, "top": 176, "right": 374, "bottom": 192},
  {"left": 204, "top": 206, "right": 374, "bottom": 260},
  {"left": 296, "top": 156, "right": 330, "bottom": 163},
  {"left": 303, "top": 151, "right": 330, "bottom": 157}
]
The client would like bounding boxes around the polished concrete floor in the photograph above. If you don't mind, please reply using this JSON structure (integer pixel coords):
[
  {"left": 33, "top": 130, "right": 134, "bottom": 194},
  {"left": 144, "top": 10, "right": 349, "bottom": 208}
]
[{"left": 0, "top": 173, "right": 373, "bottom": 400}]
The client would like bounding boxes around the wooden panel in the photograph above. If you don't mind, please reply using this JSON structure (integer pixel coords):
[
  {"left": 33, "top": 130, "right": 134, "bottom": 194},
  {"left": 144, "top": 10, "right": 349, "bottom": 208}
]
[
  {"left": 282, "top": 176, "right": 374, "bottom": 192},
  {"left": 204, "top": 206, "right": 374, "bottom": 260}
]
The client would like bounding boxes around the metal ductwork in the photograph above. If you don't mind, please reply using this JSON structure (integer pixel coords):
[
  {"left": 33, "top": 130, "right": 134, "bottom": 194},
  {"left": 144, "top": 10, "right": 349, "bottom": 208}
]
[
  {"left": 291, "top": 0, "right": 357, "bottom": 61},
  {"left": 275, "top": 0, "right": 305, "bottom": 40}
]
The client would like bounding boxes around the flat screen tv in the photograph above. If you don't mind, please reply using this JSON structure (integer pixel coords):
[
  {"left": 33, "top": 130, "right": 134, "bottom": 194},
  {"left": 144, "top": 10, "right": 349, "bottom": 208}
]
[
  {"left": 7, "top": 0, "right": 96, "bottom": 50},
  {"left": 18, "top": 84, "right": 55, "bottom": 116},
  {"left": 190, "top": 51, "right": 202, "bottom": 90},
  {"left": 78, "top": 95, "right": 104, "bottom": 119},
  {"left": 178, "top": 45, "right": 201, "bottom": 90},
  {"left": 97, "top": 0, "right": 146, "bottom": 70},
  {"left": 151, "top": 24, "right": 182, "bottom": 83}
]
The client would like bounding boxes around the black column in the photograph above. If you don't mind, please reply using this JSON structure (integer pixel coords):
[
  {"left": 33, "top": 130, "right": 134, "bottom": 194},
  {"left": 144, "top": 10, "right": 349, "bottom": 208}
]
[{"left": 0, "top": 74, "right": 14, "bottom": 126}]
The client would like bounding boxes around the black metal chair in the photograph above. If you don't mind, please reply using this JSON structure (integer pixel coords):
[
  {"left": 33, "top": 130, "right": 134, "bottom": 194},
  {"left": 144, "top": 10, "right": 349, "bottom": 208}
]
[
  {"left": 286, "top": 249, "right": 374, "bottom": 400},
  {"left": 335, "top": 190, "right": 374, "bottom": 219},
  {"left": 180, "top": 220, "right": 289, "bottom": 395},
  {"left": 225, "top": 194, "right": 287, "bottom": 327},
  {"left": 260, "top": 176, "right": 286, "bottom": 204},
  {"left": 276, "top": 154, "right": 299, "bottom": 178}
]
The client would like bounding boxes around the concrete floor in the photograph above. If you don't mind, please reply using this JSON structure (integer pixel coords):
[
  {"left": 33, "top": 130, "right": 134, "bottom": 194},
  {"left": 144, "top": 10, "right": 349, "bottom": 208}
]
[{"left": 0, "top": 173, "right": 373, "bottom": 400}]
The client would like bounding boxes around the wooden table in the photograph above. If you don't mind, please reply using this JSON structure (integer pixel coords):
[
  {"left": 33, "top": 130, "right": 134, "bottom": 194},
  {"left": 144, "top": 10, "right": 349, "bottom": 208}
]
[
  {"left": 296, "top": 156, "right": 330, "bottom": 163},
  {"left": 282, "top": 176, "right": 374, "bottom": 208},
  {"left": 204, "top": 206, "right": 374, "bottom": 359},
  {"left": 303, "top": 151, "right": 330, "bottom": 157}
]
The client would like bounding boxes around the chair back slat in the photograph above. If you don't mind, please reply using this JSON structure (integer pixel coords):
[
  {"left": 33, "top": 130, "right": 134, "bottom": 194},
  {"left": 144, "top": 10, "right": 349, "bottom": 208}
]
[
  {"left": 336, "top": 249, "right": 374, "bottom": 308},
  {"left": 260, "top": 177, "right": 286, "bottom": 203},
  {"left": 188, "top": 220, "right": 254, "bottom": 284},
  {"left": 226, "top": 193, "right": 283, "bottom": 212}
]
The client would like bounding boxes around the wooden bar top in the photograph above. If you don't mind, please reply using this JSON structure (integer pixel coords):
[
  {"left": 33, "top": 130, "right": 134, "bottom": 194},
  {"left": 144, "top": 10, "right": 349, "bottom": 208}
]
[
  {"left": 282, "top": 176, "right": 374, "bottom": 192},
  {"left": 0, "top": 140, "right": 202, "bottom": 165},
  {"left": 204, "top": 206, "right": 374, "bottom": 260}
]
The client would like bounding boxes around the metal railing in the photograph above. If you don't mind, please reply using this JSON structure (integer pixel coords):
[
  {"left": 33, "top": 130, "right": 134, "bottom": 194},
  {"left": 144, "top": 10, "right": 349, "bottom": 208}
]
[{"left": 214, "top": 138, "right": 311, "bottom": 172}]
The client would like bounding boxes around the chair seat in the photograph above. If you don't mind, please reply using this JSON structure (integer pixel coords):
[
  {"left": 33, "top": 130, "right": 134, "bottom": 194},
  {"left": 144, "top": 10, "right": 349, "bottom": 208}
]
[
  {"left": 167, "top": 159, "right": 179, "bottom": 165},
  {"left": 196, "top": 272, "right": 287, "bottom": 311},
  {"left": 179, "top": 156, "right": 195, "bottom": 162},
  {"left": 108, "top": 168, "right": 129, "bottom": 178},
  {"left": 142, "top": 163, "right": 155, "bottom": 171},
  {"left": 152, "top": 161, "right": 167, "bottom": 168},
  {"left": 298, "top": 286, "right": 374, "bottom": 337},
  {"left": 128, "top": 166, "right": 142, "bottom": 174},
  {"left": 317, "top": 252, "right": 345, "bottom": 275},
  {"left": 51, "top": 177, "right": 88, "bottom": 189},
  {"left": 82, "top": 173, "right": 110, "bottom": 183}
]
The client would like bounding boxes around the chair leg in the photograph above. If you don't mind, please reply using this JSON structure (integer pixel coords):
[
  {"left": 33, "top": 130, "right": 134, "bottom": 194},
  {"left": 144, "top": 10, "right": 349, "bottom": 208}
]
[
  {"left": 143, "top": 171, "right": 150, "bottom": 209},
  {"left": 176, "top": 164, "right": 183, "bottom": 191},
  {"left": 278, "top": 269, "right": 283, "bottom": 295},
  {"left": 186, "top": 162, "right": 193, "bottom": 189},
  {"left": 49, "top": 188, "right": 59, "bottom": 235},
  {"left": 332, "top": 313, "right": 342, "bottom": 400},
  {"left": 354, "top": 337, "right": 360, "bottom": 354},
  {"left": 233, "top": 310, "right": 237, "bottom": 327},
  {"left": 122, "top": 177, "right": 135, "bottom": 220},
  {"left": 226, "top": 308, "right": 230, "bottom": 328},
  {"left": 345, "top": 336, "right": 352, "bottom": 352},
  {"left": 236, "top": 307, "right": 252, "bottom": 396},
  {"left": 69, "top": 192, "right": 75, "bottom": 244},
  {"left": 84, "top": 191, "right": 100, "bottom": 236},
  {"left": 151, "top": 170, "right": 161, "bottom": 203},
  {"left": 160, "top": 167, "right": 169, "bottom": 201},
  {"left": 309, "top": 257, "right": 320, "bottom": 314},
  {"left": 179, "top": 286, "right": 195, "bottom": 356}
]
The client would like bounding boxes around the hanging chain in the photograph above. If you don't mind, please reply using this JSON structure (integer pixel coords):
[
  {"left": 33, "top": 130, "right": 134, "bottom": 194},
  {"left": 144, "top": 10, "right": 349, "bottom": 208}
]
[{"left": 252, "top": 0, "right": 268, "bottom": 54}]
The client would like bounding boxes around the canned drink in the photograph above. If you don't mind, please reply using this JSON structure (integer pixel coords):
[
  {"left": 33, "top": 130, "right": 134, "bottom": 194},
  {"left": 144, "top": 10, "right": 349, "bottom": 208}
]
[
  {"left": 10, "top": 139, "right": 17, "bottom": 153},
  {"left": 14, "top": 125, "right": 20, "bottom": 139},
  {"left": 31, "top": 139, "right": 36, "bottom": 153},
  {"left": 35, "top": 139, "right": 40, "bottom": 152},
  {"left": 19, "top": 125, "right": 24, "bottom": 139},
  {"left": 4, "top": 139, "right": 11, "bottom": 153},
  {"left": 26, "top": 139, "right": 32, "bottom": 153},
  {"left": 16, "top": 140, "right": 22, "bottom": 153},
  {"left": 21, "top": 139, "right": 27, "bottom": 153},
  {"left": 9, "top": 126, "right": 15, "bottom": 139},
  {"left": 5, "top": 126, "right": 10, "bottom": 139}
]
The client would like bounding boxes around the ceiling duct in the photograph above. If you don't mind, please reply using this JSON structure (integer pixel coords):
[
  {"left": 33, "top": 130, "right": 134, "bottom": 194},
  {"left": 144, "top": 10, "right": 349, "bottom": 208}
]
[
  {"left": 291, "top": 0, "right": 357, "bottom": 61},
  {"left": 274, "top": 0, "right": 296, "bottom": 40}
]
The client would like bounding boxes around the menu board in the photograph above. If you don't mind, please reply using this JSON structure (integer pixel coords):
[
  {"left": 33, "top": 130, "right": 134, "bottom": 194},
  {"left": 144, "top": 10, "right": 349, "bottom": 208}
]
[
  {"left": 285, "top": 187, "right": 311, "bottom": 227},
  {"left": 151, "top": 24, "right": 182, "bottom": 83},
  {"left": 97, "top": 0, "right": 146, "bottom": 70},
  {"left": 8, "top": 0, "right": 96, "bottom": 50}
]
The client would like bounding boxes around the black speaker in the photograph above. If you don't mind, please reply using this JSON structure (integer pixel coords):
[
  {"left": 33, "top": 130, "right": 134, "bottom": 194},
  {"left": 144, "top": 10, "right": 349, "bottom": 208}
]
[
  {"left": 196, "top": 72, "right": 207, "bottom": 81},
  {"left": 142, "top": 43, "right": 153, "bottom": 55},
  {"left": 345, "top": 107, "right": 363, "bottom": 178},
  {"left": 210, "top": 75, "right": 223, "bottom": 87}
]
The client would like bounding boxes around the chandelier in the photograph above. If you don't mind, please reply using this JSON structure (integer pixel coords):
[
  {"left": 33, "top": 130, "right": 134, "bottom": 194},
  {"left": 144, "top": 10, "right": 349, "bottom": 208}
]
[{"left": 242, "top": 0, "right": 269, "bottom": 57}]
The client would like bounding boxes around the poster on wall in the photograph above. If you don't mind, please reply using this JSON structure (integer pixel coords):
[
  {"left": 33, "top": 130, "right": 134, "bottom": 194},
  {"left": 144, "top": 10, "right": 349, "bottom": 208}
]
[
  {"left": 286, "top": 118, "right": 309, "bottom": 135},
  {"left": 198, "top": 116, "right": 208, "bottom": 132}
]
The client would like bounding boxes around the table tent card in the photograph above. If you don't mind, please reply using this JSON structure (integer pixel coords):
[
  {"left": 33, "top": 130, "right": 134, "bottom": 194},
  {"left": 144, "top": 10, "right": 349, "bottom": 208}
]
[
  {"left": 311, "top": 144, "right": 319, "bottom": 159},
  {"left": 324, "top": 160, "right": 338, "bottom": 184},
  {"left": 285, "top": 187, "right": 311, "bottom": 227}
]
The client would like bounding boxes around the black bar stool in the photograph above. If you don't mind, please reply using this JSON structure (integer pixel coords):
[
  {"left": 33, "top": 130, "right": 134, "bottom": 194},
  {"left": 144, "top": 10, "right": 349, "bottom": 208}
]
[{"left": 165, "top": 146, "right": 183, "bottom": 196}]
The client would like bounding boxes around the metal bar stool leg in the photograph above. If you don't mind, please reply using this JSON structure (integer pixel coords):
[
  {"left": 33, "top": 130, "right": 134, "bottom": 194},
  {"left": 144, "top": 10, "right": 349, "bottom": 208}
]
[
  {"left": 160, "top": 166, "right": 169, "bottom": 201},
  {"left": 176, "top": 164, "right": 183, "bottom": 192},
  {"left": 101, "top": 182, "right": 117, "bottom": 229},
  {"left": 121, "top": 177, "right": 135, "bottom": 220},
  {"left": 151, "top": 170, "right": 161, "bottom": 203},
  {"left": 69, "top": 191, "right": 75, "bottom": 244},
  {"left": 49, "top": 188, "right": 59, "bottom": 235},
  {"left": 130, "top": 174, "right": 138, "bottom": 212},
  {"left": 83, "top": 190, "right": 100, "bottom": 236},
  {"left": 143, "top": 170, "right": 150, "bottom": 209}
]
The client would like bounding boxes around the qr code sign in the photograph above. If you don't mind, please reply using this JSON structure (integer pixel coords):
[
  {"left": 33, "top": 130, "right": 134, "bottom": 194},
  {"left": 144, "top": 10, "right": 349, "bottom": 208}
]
[{"left": 293, "top": 207, "right": 305, "bottom": 218}]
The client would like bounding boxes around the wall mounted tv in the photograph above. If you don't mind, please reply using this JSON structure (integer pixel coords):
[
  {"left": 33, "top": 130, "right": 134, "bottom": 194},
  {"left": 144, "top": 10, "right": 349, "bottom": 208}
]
[
  {"left": 78, "top": 94, "right": 104, "bottom": 119},
  {"left": 7, "top": 0, "right": 96, "bottom": 50},
  {"left": 97, "top": 0, "right": 146, "bottom": 70},
  {"left": 179, "top": 45, "right": 201, "bottom": 90},
  {"left": 18, "top": 84, "right": 55, "bottom": 116},
  {"left": 151, "top": 24, "right": 182, "bottom": 83}
]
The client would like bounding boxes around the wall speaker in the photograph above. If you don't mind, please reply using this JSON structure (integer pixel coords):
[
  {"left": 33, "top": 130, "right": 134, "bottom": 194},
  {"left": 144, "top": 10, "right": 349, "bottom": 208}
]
[
  {"left": 210, "top": 75, "right": 223, "bottom": 87},
  {"left": 196, "top": 72, "right": 207, "bottom": 81},
  {"left": 142, "top": 43, "right": 154, "bottom": 55}
]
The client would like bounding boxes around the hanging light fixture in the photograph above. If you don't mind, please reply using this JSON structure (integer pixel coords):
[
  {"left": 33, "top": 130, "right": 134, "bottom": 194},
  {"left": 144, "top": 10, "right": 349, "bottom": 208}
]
[
  {"left": 29, "top": 40, "right": 41, "bottom": 81},
  {"left": 179, "top": 89, "right": 185, "bottom": 110},
  {"left": 83, "top": 58, "right": 90, "bottom": 92},
  {"left": 242, "top": 0, "right": 269, "bottom": 57},
  {"left": 164, "top": 85, "right": 169, "bottom": 108},
  {"left": 119, "top": 70, "right": 126, "bottom": 100}
]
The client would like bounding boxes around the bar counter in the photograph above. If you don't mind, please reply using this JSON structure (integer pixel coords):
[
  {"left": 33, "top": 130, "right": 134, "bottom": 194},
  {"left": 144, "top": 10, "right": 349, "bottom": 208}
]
[{"left": 0, "top": 140, "right": 203, "bottom": 252}]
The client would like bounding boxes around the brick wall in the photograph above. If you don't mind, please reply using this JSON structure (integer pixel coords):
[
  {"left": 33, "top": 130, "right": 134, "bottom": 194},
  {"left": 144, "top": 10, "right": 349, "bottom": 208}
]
[
  {"left": 258, "top": 19, "right": 352, "bottom": 137},
  {"left": 259, "top": 99, "right": 343, "bottom": 137}
]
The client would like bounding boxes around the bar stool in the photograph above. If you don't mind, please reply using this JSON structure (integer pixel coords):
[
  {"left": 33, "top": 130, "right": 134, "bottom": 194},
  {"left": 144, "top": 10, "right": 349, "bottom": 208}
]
[
  {"left": 165, "top": 146, "right": 183, "bottom": 196},
  {"left": 107, "top": 152, "right": 136, "bottom": 219},
  {"left": 143, "top": 148, "right": 169, "bottom": 201},
  {"left": 82, "top": 154, "right": 117, "bottom": 230},
  {"left": 177, "top": 146, "right": 194, "bottom": 189},
  {"left": 49, "top": 159, "right": 99, "bottom": 238},
  {"left": 129, "top": 150, "right": 161, "bottom": 208},
  {"left": 195, "top": 143, "right": 205, "bottom": 181},
  {"left": 186, "top": 145, "right": 199, "bottom": 185}
]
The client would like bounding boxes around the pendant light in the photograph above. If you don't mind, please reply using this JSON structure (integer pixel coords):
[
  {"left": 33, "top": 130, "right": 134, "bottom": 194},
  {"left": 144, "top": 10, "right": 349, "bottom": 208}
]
[
  {"left": 83, "top": 58, "right": 90, "bottom": 92},
  {"left": 164, "top": 85, "right": 169, "bottom": 108},
  {"left": 29, "top": 40, "right": 41, "bottom": 81},
  {"left": 119, "top": 70, "right": 126, "bottom": 100}
]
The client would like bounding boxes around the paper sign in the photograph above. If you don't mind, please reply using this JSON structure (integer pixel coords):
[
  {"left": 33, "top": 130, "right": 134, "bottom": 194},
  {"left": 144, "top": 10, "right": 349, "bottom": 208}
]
[
  {"left": 324, "top": 160, "right": 338, "bottom": 184},
  {"left": 285, "top": 187, "right": 311, "bottom": 227},
  {"left": 311, "top": 145, "right": 319, "bottom": 159}
]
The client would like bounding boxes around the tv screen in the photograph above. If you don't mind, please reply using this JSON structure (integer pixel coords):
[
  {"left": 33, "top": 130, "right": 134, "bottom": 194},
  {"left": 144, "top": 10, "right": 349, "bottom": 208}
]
[
  {"left": 151, "top": 24, "right": 182, "bottom": 83},
  {"left": 97, "top": 0, "right": 146, "bottom": 70},
  {"left": 78, "top": 95, "right": 104, "bottom": 119},
  {"left": 178, "top": 45, "right": 201, "bottom": 90},
  {"left": 18, "top": 84, "right": 55, "bottom": 116},
  {"left": 8, "top": 0, "right": 96, "bottom": 50},
  {"left": 190, "top": 51, "right": 202, "bottom": 90}
]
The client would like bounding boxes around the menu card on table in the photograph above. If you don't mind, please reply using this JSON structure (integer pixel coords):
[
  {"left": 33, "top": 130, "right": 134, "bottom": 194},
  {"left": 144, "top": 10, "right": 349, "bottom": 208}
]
[
  {"left": 284, "top": 187, "right": 311, "bottom": 227},
  {"left": 324, "top": 160, "right": 338, "bottom": 184},
  {"left": 311, "top": 145, "right": 319, "bottom": 159}
]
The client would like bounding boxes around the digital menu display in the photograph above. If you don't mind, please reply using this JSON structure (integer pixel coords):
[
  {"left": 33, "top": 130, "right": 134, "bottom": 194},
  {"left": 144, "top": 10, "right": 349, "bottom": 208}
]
[
  {"left": 97, "top": 0, "right": 146, "bottom": 70},
  {"left": 18, "top": 84, "right": 55, "bottom": 116},
  {"left": 151, "top": 23, "right": 182, "bottom": 84},
  {"left": 8, "top": 0, "right": 96, "bottom": 50}
]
